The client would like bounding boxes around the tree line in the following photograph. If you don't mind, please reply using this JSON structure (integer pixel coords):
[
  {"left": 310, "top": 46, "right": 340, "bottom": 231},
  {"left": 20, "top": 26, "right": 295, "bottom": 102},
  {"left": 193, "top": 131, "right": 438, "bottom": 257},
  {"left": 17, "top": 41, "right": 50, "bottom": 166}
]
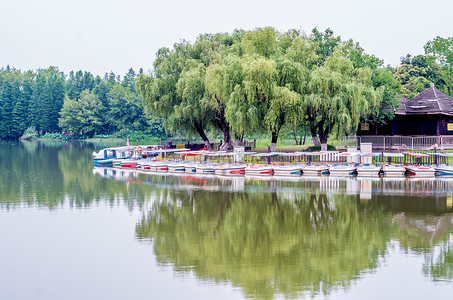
[
  {"left": 136, "top": 27, "right": 453, "bottom": 150},
  {"left": 1, "top": 28, "right": 452, "bottom": 146},
  {"left": 0, "top": 66, "right": 165, "bottom": 140}
]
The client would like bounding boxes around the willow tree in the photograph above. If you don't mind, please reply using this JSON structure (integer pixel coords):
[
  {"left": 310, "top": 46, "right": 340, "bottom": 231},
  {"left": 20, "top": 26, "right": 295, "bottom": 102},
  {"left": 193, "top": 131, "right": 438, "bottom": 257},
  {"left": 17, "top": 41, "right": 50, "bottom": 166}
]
[
  {"left": 226, "top": 56, "right": 277, "bottom": 147},
  {"left": 275, "top": 34, "right": 317, "bottom": 145},
  {"left": 136, "top": 42, "right": 214, "bottom": 149},
  {"left": 264, "top": 87, "right": 301, "bottom": 149},
  {"left": 304, "top": 50, "right": 380, "bottom": 149},
  {"left": 175, "top": 63, "right": 214, "bottom": 150}
]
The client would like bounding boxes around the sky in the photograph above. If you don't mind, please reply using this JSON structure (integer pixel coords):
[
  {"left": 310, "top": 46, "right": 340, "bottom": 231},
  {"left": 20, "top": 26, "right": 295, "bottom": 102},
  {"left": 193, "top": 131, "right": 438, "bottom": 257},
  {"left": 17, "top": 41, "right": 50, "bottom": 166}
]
[{"left": 1, "top": 0, "right": 452, "bottom": 77}]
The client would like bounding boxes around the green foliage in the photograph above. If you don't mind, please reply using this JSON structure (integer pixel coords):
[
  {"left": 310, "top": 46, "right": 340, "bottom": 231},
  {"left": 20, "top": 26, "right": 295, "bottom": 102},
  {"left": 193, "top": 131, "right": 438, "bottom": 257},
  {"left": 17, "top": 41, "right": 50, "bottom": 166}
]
[
  {"left": 424, "top": 36, "right": 453, "bottom": 96},
  {"left": 394, "top": 54, "right": 448, "bottom": 98},
  {"left": 58, "top": 90, "right": 103, "bottom": 137},
  {"left": 308, "top": 144, "right": 336, "bottom": 151},
  {"left": 20, "top": 126, "right": 38, "bottom": 140},
  {"left": 39, "top": 132, "right": 67, "bottom": 140},
  {"left": 127, "top": 129, "right": 165, "bottom": 142}
]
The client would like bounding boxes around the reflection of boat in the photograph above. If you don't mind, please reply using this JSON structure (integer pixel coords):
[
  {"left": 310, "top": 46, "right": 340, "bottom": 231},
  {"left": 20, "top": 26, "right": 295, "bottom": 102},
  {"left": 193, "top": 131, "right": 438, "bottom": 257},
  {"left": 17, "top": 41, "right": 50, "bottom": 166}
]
[
  {"left": 245, "top": 165, "right": 274, "bottom": 175},
  {"left": 405, "top": 165, "right": 436, "bottom": 177},
  {"left": 302, "top": 165, "right": 330, "bottom": 176},
  {"left": 273, "top": 165, "right": 303, "bottom": 176},
  {"left": 357, "top": 165, "right": 382, "bottom": 177},
  {"left": 328, "top": 164, "right": 357, "bottom": 176}
]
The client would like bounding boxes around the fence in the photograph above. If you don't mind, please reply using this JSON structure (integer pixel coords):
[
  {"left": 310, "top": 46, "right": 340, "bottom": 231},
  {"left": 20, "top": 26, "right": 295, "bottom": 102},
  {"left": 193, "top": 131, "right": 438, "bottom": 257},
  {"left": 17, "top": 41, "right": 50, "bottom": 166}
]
[{"left": 357, "top": 136, "right": 453, "bottom": 151}]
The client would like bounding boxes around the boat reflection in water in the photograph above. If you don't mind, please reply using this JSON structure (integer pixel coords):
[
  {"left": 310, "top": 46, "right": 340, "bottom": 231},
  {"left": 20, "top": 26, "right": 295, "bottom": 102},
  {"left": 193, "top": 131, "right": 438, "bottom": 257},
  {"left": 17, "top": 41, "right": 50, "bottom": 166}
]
[{"left": 92, "top": 166, "right": 453, "bottom": 299}]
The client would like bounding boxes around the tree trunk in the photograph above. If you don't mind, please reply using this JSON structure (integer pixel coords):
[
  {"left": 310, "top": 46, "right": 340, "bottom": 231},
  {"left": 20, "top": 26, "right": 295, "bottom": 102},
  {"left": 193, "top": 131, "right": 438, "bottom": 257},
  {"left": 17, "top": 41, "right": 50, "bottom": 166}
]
[
  {"left": 318, "top": 122, "right": 329, "bottom": 151},
  {"left": 269, "top": 131, "right": 279, "bottom": 152},
  {"left": 193, "top": 121, "right": 212, "bottom": 151},
  {"left": 311, "top": 126, "right": 320, "bottom": 146},
  {"left": 293, "top": 130, "right": 299, "bottom": 145},
  {"left": 214, "top": 96, "right": 232, "bottom": 151},
  {"left": 218, "top": 119, "right": 232, "bottom": 151}
]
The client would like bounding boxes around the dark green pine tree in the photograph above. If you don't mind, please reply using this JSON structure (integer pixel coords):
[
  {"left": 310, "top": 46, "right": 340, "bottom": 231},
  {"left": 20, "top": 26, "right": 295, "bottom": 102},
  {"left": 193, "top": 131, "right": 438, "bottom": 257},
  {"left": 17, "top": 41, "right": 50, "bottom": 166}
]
[
  {"left": 11, "top": 80, "right": 29, "bottom": 139},
  {"left": 122, "top": 68, "right": 137, "bottom": 93},
  {"left": 29, "top": 74, "right": 51, "bottom": 133},
  {"left": 93, "top": 79, "right": 112, "bottom": 132},
  {"left": 0, "top": 76, "right": 14, "bottom": 139},
  {"left": 82, "top": 71, "right": 95, "bottom": 91},
  {"left": 65, "top": 70, "right": 84, "bottom": 101},
  {"left": 48, "top": 74, "right": 65, "bottom": 132}
]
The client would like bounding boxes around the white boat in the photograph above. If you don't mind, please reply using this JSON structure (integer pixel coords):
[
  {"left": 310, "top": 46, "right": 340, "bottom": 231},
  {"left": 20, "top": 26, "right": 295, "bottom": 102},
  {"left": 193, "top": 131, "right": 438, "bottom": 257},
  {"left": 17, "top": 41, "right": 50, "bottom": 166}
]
[
  {"left": 183, "top": 163, "right": 197, "bottom": 174},
  {"left": 328, "top": 164, "right": 357, "bottom": 176},
  {"left": 167, "top": 163, "right": 185, "bottom": 173},
  {"left": 93, "top": 146, "right": 135, "bottom": 167},
  {"left": 272, "top": 165, "right": 303, "bottom": 176},
  {"left": 433, "top": 165, "right": 453, "bottom": 176},
  {"left": 244, "top": 165, "right": 274, "bottom": 175},
  {"left": 382, "top": 165, "right": 406, "bottom": 177},
  {"left": 356, "top": 164, "right": 382, "bottom": 177},
  {"left": 302, "top": 165, "right": 330, "bottom": 176},
  {"left": 405, "top": 165, "right": 435, "bottom": 177},
  {"left": 195, "top": 163, "right": 216, "bottom": 174},
  {"left": 149, "top": 161, "right": 169, "bottom": 172},
  {"left": 214, "top": 164, "right": 246, "bottom": 175}
]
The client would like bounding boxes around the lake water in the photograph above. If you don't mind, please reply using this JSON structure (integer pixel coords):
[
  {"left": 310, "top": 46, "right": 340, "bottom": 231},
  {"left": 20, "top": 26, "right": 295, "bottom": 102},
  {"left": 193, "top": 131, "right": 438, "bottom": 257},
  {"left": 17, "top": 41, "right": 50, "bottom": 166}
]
[{"left": 1, "top": 141, "right": 453, "bottom": 300}]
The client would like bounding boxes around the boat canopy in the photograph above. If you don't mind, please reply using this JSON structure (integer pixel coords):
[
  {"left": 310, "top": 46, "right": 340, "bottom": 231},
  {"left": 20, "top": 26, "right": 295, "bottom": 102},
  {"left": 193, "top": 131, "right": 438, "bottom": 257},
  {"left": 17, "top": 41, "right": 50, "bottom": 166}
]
[
  {"left": 250, "top": 153, "right": 279, "bottom": 157},
  {"left": 334, "top": 152, "right": 360, "bottom": 157},
  {"left": 304, "top": 151, "right": 332, "bottom": 156},
  {"left": 427, "top": 152, "right": 453, "bottom": 157},
  {"left": 360, "top": 152, "right": 381, "bottom": 157},
  {"left": 273, "top": 152, "right": 308, "bottom": 156},
  {"left": 403, "top": 152, "right": 431, "bottom": 157}
]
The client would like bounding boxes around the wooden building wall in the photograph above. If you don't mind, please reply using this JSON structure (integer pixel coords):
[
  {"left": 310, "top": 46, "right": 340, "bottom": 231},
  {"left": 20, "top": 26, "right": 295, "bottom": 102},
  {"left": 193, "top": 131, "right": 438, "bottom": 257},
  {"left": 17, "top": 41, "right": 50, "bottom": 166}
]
[{"left": 358, "top": 115, "right": 453, "bottom": 136}]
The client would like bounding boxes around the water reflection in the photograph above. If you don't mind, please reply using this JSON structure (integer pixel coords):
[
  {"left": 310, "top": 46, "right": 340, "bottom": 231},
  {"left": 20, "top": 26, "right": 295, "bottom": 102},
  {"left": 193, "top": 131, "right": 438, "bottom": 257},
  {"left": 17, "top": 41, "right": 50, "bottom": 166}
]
[
  {"left": 136, "top": 190, "right": 394, "bottom": 299},
  {"left": 2, "top": 141, "right": 453, "bottom": 298}
]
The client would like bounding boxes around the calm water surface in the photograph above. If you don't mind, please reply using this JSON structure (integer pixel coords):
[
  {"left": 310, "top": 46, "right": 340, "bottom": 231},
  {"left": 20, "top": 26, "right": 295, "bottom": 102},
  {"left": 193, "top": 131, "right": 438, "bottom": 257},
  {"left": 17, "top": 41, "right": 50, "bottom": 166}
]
[{"left": 1, "top": 141, "right": 453, "bottom": 300}]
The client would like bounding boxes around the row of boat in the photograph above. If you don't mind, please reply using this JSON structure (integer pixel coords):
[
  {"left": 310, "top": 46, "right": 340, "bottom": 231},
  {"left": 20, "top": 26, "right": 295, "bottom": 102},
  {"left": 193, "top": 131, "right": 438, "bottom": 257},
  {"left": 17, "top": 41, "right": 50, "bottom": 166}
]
[
  {"left": 105, "top": 159, "right": 453, "bottom": 178},
  {"left": 93, "top": 146, "right": 453, "bottom": 178}
]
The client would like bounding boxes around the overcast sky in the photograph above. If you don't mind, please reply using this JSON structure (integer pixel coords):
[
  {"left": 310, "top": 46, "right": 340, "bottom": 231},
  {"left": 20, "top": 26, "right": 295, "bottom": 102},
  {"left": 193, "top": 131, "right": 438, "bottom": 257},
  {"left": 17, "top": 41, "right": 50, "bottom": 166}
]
[{"left": 1, "top": 0, "right": 452, "bottom": 77}]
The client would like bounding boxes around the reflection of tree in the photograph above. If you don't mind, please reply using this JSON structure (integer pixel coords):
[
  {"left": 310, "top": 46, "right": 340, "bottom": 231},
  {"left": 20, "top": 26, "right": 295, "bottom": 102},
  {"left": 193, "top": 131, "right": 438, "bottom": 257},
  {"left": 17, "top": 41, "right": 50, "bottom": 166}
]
[
  {"left": 423, "top": 237, "right": 453, "bottom": 281},
  {"left": 136, "top": 189, "right": 395, "bottom": 299},
  {"left": 0, "top": 141, "right": 152, "bottom": 211}
]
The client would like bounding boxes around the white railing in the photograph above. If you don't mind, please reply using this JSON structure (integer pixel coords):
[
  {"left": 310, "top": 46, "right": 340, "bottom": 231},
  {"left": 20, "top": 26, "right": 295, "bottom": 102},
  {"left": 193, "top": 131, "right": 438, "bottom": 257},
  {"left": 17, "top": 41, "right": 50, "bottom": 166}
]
[{"left": 357, "top": 136, "right": 453, "bottom": 150}]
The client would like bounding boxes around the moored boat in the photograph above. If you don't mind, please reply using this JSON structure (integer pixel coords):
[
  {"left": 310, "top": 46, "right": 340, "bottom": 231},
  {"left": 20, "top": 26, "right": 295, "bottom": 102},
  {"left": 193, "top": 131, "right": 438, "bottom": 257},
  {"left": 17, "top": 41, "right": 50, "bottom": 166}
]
[
  {"left": 302, "top": 165, "right": 330, "bottom": 176},
  {"left": 405, "top": 165, "right": 436, "bottom": 177},
  {"left": 273, "top": 164, "right": 303, "bottom": 176},
  {"left": 244, "top": 165, "right": 274, "bottom": 175},
  {"left": 93, "top": 146, "right": 135, "bottom": 167},
  {"left": 195, "top": 163, "right": 216, "bottom": 174},
  {"left": 214, "top": 164, "right": 246, "bottom": 175},
  {"left": 167, "top": 163, "right": 185, "bottom": 173},
  {"left": 382, "top": 165, "right": 406, "bottom": 177},
  {"left": 328, "top": 164, "right": 357, "bottom": 176},
  {"left": 433, "top": 165, "right": 453, "bottom": 176},
  {"left": 356, "top": 164, "right": 382, "bottom": 177}
]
